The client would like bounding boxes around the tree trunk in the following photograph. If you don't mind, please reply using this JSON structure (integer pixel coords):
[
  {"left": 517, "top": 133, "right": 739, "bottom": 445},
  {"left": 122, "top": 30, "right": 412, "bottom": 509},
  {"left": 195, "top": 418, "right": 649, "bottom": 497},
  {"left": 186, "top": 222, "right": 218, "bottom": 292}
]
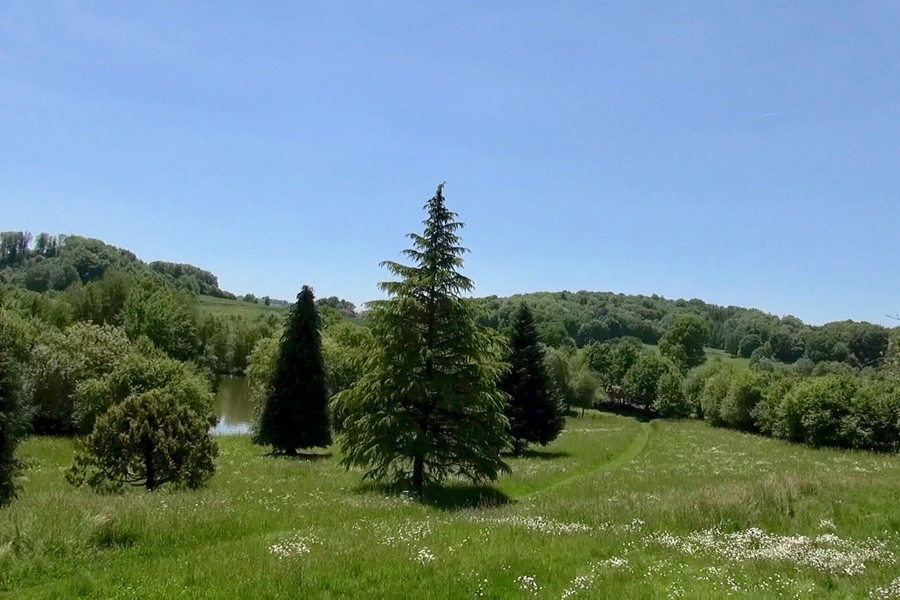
[
  {"left": 144, "top": 438, "right": 156, "bottom": 491},
  {"left": 412, "top": 453, "right": 425, "bottom": 497}
]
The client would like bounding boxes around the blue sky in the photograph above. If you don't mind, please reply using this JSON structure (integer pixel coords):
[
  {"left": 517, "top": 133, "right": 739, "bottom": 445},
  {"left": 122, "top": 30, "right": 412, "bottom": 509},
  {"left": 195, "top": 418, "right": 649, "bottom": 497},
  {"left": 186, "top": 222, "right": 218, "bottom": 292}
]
[{"left": 2, "top": 2, "right": 899, "bottom": 325}]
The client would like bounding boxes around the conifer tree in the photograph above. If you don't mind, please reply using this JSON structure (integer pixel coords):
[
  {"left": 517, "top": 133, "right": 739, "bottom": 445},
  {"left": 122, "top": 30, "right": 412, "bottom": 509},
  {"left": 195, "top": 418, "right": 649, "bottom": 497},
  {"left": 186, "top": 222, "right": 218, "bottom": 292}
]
[
  {"left": 0, "top": 322, "right": 29, "bottom": 506},
  {"left": 333, "top": 184, "right": 510, "bottom": 495},
  {"left": 254, "top": 285, "right": 331, "bottom": 454},
  {"left": 502, "top": 302, "right": 565, "bottom": 454}
]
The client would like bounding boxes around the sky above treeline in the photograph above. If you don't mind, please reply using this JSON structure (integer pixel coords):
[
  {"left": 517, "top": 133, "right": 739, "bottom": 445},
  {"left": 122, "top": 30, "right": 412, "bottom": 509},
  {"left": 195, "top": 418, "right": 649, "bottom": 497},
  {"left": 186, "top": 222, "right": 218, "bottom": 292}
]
[{"left": 2, "top": 2, "right": 899, "bottom": 325}]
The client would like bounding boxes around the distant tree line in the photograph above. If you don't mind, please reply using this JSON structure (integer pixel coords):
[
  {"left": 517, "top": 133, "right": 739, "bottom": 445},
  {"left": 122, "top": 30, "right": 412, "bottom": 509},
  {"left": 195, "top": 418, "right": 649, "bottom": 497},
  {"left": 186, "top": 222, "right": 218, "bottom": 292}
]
[
  {"left": 478, "top": 291, "right": 892, "bottom": 370},
  {"left": 1, "top": 231, "right": 235, "bottom": 299}
]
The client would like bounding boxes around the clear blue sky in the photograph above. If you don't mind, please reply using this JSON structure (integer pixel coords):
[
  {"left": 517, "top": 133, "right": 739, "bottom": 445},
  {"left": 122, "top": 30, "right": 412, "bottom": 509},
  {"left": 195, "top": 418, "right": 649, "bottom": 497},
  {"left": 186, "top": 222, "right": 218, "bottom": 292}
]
[{"left": 2, "top": 2, "right": 899, "bottom": 325}]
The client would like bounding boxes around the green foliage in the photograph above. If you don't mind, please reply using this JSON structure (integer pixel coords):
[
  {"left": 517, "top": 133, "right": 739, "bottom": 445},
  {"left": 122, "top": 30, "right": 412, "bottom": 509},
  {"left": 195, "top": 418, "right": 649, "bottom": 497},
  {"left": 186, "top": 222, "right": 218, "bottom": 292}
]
[
  {"left": 122, "top": 280, "right": 200, "bottom": 361},
  {"left": 585, "top": 337, "right": 643, "bottom": 396},
  {"left": 255, "top": 286, "right": 331, "bottom": 453},
  {"left": 23, "top": 258, "right": 80, "bottom": 292},
  {"left": 335, "top": 184, "right": 510, "bottom": 494},
  {"left": 653, "top": 368, "right": 689, "bottom": 418},
  {"left": 246, "top": 334, "right": 279, "bottom": 421},
  {"left": 67, "top": 389, "right": 218, "bottom": 492},
  {"left": 197, "top": 312, "right": 280, "bottom": 375},
  {"left": 718, "top": 369, "right": 766, "bottom": 431},
  {"left": 67, "top": 270, "right": 134, "bottom": 326},
  {"left": 72, "top": 348, "right": 214, "bottom": 435},
  {"left": 0, "top": 310, "right": 31, "bottom": 505},
  {"left": 322, "top": 320, "right": 372, "bottom": 398},
  {"left": 698, "top": 368, "right": 734, "bottom": 426},
  {"left": 148, "top": 261, "right": 229, "bottom": 298},
  {"left": 29, "top": 323, "right": 131, "bottom": 434},
  {"left": 622, "top": 351, "right": 677, "bottom": 410},
  {"left": 501, "top": 303, "right": 565, "bottom": 453},
  {"left": 776, "top": 376, "right": 859, "bottom": 447},
  {"left": 658, "top": 314, "right": 707, "bottom": 372}
]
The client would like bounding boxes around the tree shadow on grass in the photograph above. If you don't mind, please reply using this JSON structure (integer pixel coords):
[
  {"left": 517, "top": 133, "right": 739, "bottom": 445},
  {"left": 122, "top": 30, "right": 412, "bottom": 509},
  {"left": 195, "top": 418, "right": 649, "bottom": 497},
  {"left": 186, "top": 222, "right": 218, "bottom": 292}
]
[
  {"left": 503, "top": 449, "right": 571, "bottom": 461},
  {"left": 422, "top": 485, "right": 512, "bottom": 511},
  {"left": 353, "top": 482, "right": 512, "bottom": 512},
  {"left": 593, "top": 401, "right": 657, "bottom": 423},
  {"left": 264, "top": 451, "right": 333, "bottom": 461}
]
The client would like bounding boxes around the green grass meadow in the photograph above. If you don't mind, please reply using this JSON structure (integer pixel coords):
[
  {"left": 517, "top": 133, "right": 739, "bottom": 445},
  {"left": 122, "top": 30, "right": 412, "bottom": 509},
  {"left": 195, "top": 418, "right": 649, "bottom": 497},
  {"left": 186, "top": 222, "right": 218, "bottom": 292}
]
[
  {"left": 3, "top": 412, "right": 900, "bottom": 598},
  {"left": 198, "top": 295, "right": 288, "bottom": 318}
]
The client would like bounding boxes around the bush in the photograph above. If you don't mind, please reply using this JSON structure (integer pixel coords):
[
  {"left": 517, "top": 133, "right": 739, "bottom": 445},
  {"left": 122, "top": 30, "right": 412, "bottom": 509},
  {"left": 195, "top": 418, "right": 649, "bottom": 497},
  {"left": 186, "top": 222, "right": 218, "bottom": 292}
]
[
  {"left": 699, "top": 370, "right": 732, "bottom": 426},
  {"left": 622, "top": 352, "right": 676, "bottom": 410},
  {"left": 838, "top": 379, "right": 900, "bottom": 452},
  {"left": 68, "top": 389, "right": 218, "bottom": 492},
  {"left": 73, "top": 349, "right": 214, "bottom": 434},
  {"left": 683, "top": 362, "right": 733, "bottom": 419},
  {"left": 751, "top": 374, "right": 797, "bottom": 436},
  {"left": 776, "top": 375, "right": 858, "bottom": 446},
  {"left": 29, "top": 323, "right": 130, "bottom": 434},
  {"left": 246, "top": 335, "right": 278, "bottom": 423},
  {"left": 719, "top": 370, "right": 766, "bottom": 431},
  {"left": 654, "top": 369, "right": 689, "bottom": 418}
]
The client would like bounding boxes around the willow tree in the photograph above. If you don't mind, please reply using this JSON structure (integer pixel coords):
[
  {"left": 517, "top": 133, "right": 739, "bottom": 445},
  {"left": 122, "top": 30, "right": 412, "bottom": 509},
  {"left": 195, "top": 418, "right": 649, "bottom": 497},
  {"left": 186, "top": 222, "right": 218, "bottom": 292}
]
[{"left": 334, "top": 184, "right": 510, "bottom": 495}]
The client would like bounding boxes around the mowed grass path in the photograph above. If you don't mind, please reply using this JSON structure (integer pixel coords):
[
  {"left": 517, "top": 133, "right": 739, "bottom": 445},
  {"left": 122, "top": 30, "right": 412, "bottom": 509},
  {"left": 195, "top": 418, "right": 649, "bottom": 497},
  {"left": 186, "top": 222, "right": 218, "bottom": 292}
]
[{"left": 2, "top": 413, "right": 900, "bottom": 598}]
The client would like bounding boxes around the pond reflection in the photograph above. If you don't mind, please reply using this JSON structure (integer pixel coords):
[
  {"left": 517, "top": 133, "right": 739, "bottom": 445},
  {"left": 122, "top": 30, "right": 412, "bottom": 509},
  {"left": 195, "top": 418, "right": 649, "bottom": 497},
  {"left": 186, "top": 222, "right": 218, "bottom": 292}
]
[{"left": 212, "top": 377, "right": 253, "bottom": 435}]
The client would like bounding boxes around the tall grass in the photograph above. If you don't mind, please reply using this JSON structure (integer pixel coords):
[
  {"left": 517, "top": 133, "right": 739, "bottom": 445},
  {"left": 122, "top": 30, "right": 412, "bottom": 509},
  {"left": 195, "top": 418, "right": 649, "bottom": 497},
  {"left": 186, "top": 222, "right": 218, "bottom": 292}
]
[{"left": 2, "top": 413, "right": 899, "bottom": 598}]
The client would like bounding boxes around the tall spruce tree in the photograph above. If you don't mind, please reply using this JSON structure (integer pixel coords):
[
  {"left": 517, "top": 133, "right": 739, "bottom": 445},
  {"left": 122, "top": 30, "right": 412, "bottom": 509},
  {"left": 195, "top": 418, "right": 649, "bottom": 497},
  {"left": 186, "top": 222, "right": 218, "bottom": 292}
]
[
  {"left": 254, "top": 285, "right": 331, "bottom": 454},
  {"left": 333, "top": 184, "right": 510, "bottom": 495},
  {"left": 502, "top": 302, "right": 565, "bottom": 454}
]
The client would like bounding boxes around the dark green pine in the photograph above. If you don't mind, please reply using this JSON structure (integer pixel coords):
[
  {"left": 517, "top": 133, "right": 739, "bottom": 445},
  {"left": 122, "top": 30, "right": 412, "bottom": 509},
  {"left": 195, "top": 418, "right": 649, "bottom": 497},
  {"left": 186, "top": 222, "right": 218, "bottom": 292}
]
[
  {"left": 502, "top": 302, "right": 565, "bottom": 454},
  {"left": 254, "top": 285, "right": 331, "bottom": 454}
]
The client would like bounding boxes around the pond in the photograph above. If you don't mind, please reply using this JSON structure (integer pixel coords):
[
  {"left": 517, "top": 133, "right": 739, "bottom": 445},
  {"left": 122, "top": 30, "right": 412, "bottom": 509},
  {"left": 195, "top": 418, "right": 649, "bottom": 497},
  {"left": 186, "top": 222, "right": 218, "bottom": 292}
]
[{"left": 212, "top": 377, "right": 254, "bottom": 435}]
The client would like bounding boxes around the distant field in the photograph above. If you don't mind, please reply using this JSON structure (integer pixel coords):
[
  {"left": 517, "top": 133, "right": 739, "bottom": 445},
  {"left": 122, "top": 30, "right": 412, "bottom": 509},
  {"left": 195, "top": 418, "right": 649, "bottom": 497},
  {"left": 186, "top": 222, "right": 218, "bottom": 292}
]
[
  {"left": 199, "top": 295, "right": 288, "bottom": 318},
  {"left": 3, "top": 413, "right": 900, "bottom": 598},
  {"left": 642, "top": 343, "right": 751, "bottom": 367},
  {"left": 703, "top": 346, "right": 752, "bottom": 367}
]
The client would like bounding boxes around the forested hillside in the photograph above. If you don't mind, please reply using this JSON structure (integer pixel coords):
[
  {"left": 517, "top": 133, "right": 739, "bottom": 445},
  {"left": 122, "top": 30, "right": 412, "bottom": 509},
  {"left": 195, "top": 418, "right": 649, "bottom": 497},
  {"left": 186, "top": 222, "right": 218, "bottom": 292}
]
[
  {"left": 3, "top": 230, "right": 893, "bottom": 374},
  {"left": 0, "top": 231, "right": 233, "bottom": 299},
  {"left": 479, "top": 291, "right": 894, "bottom": 369}
]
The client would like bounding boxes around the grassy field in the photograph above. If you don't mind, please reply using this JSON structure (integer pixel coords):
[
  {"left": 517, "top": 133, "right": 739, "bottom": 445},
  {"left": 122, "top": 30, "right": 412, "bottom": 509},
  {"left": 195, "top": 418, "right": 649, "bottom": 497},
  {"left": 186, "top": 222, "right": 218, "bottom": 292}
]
[
  {"left": 198, "top": 295, "right": 288, "bottom": 318},
  {"left": 3, "top": 413, "right": 900, "bottom": 598},
  {"left": 641, "top": 344, "right": 751, "bottom": 368}
]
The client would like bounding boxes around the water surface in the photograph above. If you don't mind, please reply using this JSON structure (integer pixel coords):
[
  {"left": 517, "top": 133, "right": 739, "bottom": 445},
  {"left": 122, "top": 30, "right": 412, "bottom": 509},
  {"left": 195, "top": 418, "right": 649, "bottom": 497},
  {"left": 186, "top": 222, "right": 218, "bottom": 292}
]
[{"left": 213, "top": 377, "right": 253, "bottom": 435}]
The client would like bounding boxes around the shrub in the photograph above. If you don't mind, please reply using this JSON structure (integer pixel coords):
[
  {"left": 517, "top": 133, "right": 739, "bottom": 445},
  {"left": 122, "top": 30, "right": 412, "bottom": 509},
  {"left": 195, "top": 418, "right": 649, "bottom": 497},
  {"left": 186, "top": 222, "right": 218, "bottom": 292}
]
[
  {"left": 719, "top": 370, "right": 766, "bottom": 431},
  {"left": 29, "top": 323, "right": 130, "bottom": 434},
  {"left": 73, "top": 349, "right": 214, "bottom": 434},
  {"left": 683, "top": 362, "right": 733, "bottom": 419},
  {"left": 654, "top": 368, "right": 689, "bottom": 418},
  {"left": 622, "top": 352, "right": 676, "bottom": 410},
  {"left": 777, "top": 375, "right": 858, "bottom": 446},
  {"left": 699, "top": 370, "right": 732, "bottom": 426},
  {"left": 751, "top": 374, "right": 797, "bottom": 436},
  {"left": 840, "top": 380, "right": 900, "bottom": 452},
  {"left": 68, "top": 388, "right": 218, "bottom": 492}
]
